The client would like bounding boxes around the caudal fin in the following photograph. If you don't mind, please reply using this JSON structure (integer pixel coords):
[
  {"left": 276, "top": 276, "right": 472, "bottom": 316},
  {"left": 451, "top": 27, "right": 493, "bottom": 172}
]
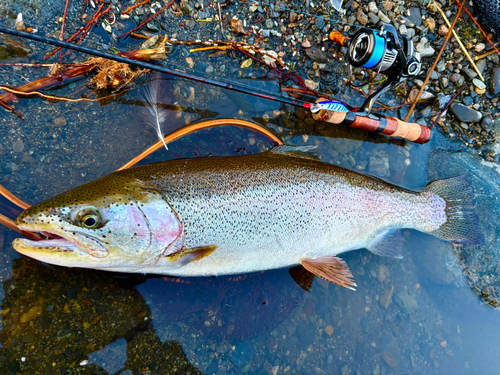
[{"left": 425, "top": 175, "right": 483, "bottom": 245}]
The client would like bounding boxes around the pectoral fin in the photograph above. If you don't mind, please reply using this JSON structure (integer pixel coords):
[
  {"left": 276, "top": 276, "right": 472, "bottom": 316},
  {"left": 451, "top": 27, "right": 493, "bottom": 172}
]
[
  {"left": 166, "top": 245, "right": 217, "bottom": 267},
  {"left": 301, "top": 256, "right": 356, "bottom": 290}
]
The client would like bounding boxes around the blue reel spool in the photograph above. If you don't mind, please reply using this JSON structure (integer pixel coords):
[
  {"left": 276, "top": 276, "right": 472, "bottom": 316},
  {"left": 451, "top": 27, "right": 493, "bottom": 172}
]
[{"left": 347, "top": 29, "right": 388, "bottom": 70}]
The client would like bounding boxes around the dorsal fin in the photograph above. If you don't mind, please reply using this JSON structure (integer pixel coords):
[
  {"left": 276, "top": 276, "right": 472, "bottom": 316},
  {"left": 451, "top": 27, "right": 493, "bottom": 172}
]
[{"left": 269, "top": 145, "right": 322, "bottom": 161}]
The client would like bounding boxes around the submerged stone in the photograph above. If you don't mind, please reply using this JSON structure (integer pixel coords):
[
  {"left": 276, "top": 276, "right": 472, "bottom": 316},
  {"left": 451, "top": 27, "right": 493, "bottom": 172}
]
[{"left": 0, "top": 34, "right": 32, "bottom": 59}]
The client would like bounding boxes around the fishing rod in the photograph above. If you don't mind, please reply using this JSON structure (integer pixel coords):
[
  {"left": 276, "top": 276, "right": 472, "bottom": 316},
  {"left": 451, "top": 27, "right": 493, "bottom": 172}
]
[{"left": 0, "top": 25, "right": 430, "bottom": 143}]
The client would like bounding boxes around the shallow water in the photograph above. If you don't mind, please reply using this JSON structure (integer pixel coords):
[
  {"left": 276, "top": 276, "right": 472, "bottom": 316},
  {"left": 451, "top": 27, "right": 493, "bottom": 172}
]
[{"left": 1, "top": 70, "right": 500, "bottom": 375}]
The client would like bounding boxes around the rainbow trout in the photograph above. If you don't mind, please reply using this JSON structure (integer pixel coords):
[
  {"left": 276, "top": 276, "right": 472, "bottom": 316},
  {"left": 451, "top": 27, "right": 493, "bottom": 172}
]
[{"left": 13, "top": 146, "right": 482, "bottom": 290}]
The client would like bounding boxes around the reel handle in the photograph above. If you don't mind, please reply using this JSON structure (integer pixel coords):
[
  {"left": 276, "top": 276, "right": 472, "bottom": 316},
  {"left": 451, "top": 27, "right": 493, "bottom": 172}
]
[
  {"left": 348, "top": 115, "right": 431, "bottom": 144},
  {"left": 311, "top": 99, "right": 431, "bottom": 144}
]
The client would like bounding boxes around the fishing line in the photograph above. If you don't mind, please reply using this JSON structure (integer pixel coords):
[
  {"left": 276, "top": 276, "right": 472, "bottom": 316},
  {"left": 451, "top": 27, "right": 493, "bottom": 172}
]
[{"left": 237, "top": 0, "right": 379, "bottom": 32}]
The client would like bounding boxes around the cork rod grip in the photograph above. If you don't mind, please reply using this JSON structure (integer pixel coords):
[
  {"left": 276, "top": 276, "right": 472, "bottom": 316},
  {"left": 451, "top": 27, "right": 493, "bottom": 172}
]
[{"left": 348, "top": 115, "right": 431, "bottom": 144}]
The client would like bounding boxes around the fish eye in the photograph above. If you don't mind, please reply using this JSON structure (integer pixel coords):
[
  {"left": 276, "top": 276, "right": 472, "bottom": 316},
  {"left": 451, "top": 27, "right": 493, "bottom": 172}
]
[{"left": 75, "top": 208, "right": 104, "bottom": 229}]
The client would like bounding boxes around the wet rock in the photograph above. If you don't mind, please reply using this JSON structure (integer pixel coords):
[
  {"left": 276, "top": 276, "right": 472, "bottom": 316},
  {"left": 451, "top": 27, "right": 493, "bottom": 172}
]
[
  {"left": 52, "top": 116, "right": 67, "bottom": 127},
  {"left": 378, "top": 11, "right": 390, "bottom": 23},
  {"left": 380, "top": 285, "right": 394, "bottom": 309},
  {"left": 230, "top": 341, "right": 254, "bottom": 367},
  {"left": 415, "top": 37, "right": 435, "bottom": 57},
  {"left": 438, "top": 24, "right": 449, "bottom": 37},
  {"left": 424, "top": 18, "right": 435, "bottom": 33},
  {"left": 231, "top": 18, "right": 245, "bottom": 34},
  {"left": 186, "top": 57, "right": 195, "bottom": 69},
  {"left": 368, "top": 1, "right": 378, "bottom": 13},
  {"left": 408, "top": 89, "right": 435, "bottom": 104},
  {"left": 357, "top": 10, "right": 368, "bottom": 26},
  {"left": 289, "top": 11, "right": 297, "bottom": 22},
  {"left": 368, "top": 13, "right": 380, "bottom": 24},
  {"left": 305, "top": 47, "right": 326, "bottom": 62},
  {"left": 315, "top": 16, "right": 325, "bottom": 29},
  {"left": 394, "top": 290, "right": 418, "bottom": 314},
  {"left": 380, "top": 333, "right": 401, "bottom": 368},
  {"left": 490, "top": 67, "right": 500, "bottom": 95},
  {"left": 141, "top": 35, "right": 159, "bottom": 50},
  {"left": 181, "top": 0, "right": 195, "bottom": 17},
  {"left": 480, "top": 116, "right": 493, "bottom": 132},
  {"left": 20, "top": 305, "right": 42, "bottom": 324},
  {"left": 296, "top": 322, "right": 315, "bottom": 345},
  {"left": 0, "top": 34, "right": 32, "bottom": 59},
  {"left": 305, "top": 79, "right": 319, "bottom": 91},
  {"left": 449, "top": 103, "right": 482, "bottom": 123},
  {"left": 265, "top": 19, "right": 274, "bottom": 29},
  {"left": 408, "top": 7, "right": 422, "bottom": 26},
  {"left": 12, "top": 139, "right": 24, "bottom": 153},
  {"left": 472, "top": 79, "right": 486, "bottom": 91},
  {"left": 369, "top": 156, "right": 389, "bottom": 177}
]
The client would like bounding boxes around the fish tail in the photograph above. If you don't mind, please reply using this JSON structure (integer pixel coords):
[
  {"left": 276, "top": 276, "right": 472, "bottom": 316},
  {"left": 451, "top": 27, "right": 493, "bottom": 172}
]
[{"left": 425, "top": 174, "right": 483, "bottom": 245}]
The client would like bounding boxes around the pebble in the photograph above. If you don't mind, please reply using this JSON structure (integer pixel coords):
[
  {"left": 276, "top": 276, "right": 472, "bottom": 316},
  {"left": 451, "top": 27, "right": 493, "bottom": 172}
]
[
  {"left": 12, "top": 139, "right": 24, "bottom": 153},
  {"left": 315, "top": 16, "right": 325, "bottom": 29},
  {"left": 473, "top": 78, "right": 486, "bottom": 90},
  {"left": 368, "top": 156, "right": 389, "bottom": 177},
  {"left": 438, "top": 24, "right": 449, "bottom": 37},
  {"left": 357, "top": 10, "right": 368, "bottom": 26},
  {"left": 449, "top": 103, "right": 482, "bottom": 123},
  {"left": 186, "top": 57, "right": 195, "bottom": 69},
  {"left": 377, "top": 11, "right": 390, "bottom": 23},
  {"left": 231, "top": 18, "right": 245, "bottom": 34},
  {"left": 325, "top": 325, "right": 334, "bottom": 335},
  {"left": 368, "top": 1, "right": 378, "bottom": 13},
  {"left": 368, "top": 13, "right": 379, "bottom": 24},
  {"left": 475, "top": 43, "right": 485, "bottom": 53},
  {"left": 305, "top": 47, "right": 326, "bottom": 62},
  {"left": 302, "top": 39, "right": 311, "bottom": 48},
  {"left": 424, "top": 18, "right": 436, "bottom": 33},
  {"left": 480, "top": 116, "right": 493, "bottom": 131},
  {"left": 141, "top": 34, "right": 159, "bottom": 50},
  {"left": 265, "top": 19, "right": 274, "bottom": 29},
  {"left": 206, "top": 65, "right": 214, "bottom": 74},
  {"left": 394, "top": 290, "right": 418, "bottom": 314},
  {"left": 52, "top": 116, "right": 67, "bottom": 127},
  {"left": 415, "top": 37, "right": 435, "bottom": 57},
  {"left": 490, "top": 67, "right": 500, "bottom": 95}
]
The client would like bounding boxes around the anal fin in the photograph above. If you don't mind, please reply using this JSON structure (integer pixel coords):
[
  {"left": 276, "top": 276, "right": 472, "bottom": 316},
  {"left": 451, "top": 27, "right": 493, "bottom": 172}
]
[
  {"left": 301, "top": 256, "right": 356, "bottom": 290},
  {"left": 289, "top": 265, "right": 315, "bottom": 292},
  {"left": 166, "top": 245, "right": 217, "bottom": 267},
  {"left": 367, "top": 229, "right": 404, "bottom": 259}
]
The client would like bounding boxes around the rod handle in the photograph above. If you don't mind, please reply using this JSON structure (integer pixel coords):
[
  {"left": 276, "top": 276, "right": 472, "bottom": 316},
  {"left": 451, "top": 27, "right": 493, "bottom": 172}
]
[{"left": 348, "top": 115, "right": 431, "bottom": 144}]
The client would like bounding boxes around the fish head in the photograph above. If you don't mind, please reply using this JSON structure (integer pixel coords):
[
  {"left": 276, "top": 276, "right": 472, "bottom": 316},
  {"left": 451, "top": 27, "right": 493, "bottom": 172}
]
[{"left": 13, "top": 173, "right": 183, "bottom": 272}]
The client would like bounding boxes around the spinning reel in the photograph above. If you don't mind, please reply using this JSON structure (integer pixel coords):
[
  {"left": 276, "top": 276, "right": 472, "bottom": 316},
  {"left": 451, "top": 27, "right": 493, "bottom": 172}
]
[{"left": 331, "top": 24, "right": 422, "bottom": 114}]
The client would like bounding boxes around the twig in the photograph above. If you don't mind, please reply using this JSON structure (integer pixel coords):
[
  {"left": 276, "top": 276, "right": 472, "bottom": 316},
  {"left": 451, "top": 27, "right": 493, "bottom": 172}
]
[
  {"left": 59, "top": 0, "right": 71, "bottom": 61},
  {"left": 218, "top": 2, "right": 224, "bottom": 35},
  {"left": 44, "top": 3, "right": 107, "bottom": 59},
  {"left": 453, "top": 0, "right": 500, "bottom": 57},
  {"left": 404, "top": 0, "right": 467, "bottom": 122},
  {"left": 117, "top": 0, "right": 175, "bottom": 39},
  {"left": 432, "top": 0, "right": 484, "bottom": 81},
  {"left": 0, "top": 85, "right": 128, "bottom": 103},
  {"left": 475, "top": 44, "right": 500, "bottom": 61},
  {"left": 428, "top": 83, "right": 468, "bottom": 129},
  {"left": 0, "top": 100, "right": 24, "bottom": 119},
  {"left": 122, "top": 0, "right": 151, "bottom": 14}
]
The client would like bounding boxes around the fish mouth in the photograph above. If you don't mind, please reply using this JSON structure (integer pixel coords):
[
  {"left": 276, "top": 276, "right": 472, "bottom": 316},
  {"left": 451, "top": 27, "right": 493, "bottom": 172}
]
[{"left": 14, "top": 225, "right": 108, "bottom": 258}]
